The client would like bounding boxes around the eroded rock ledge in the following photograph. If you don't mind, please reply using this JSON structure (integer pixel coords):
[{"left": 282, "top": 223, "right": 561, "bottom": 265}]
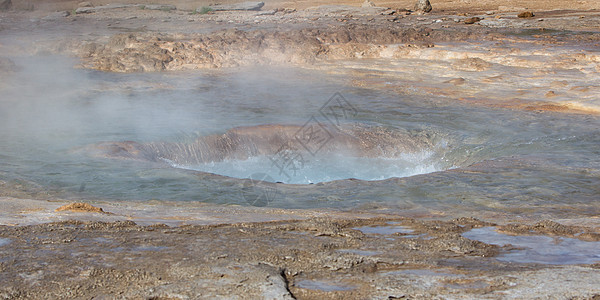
[{"left": 77, "top": 26, "right": 480, "bottom": 72}]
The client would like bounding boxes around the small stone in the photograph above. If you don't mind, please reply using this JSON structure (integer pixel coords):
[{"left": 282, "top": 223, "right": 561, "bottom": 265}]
[
  {"left": 545, "top": 91, "right": 557, "bottom": 98},
  {"left": 78, "top": 1, "right": 92, "bottom": 8},
  {"left": 414, "top": 0, "right": 432, "bottom": 13},
  {"left": 464, "top": 17, "right": 482, "bottom": 24},
  {"left": 445, "top": 78, "right": 466, "bottom": 85},
  {"left": 518, "top": 11, "right": 534, "bottom": 18},
  {"left": 362, "top": 0, "right": 376, "bottom": 8}
]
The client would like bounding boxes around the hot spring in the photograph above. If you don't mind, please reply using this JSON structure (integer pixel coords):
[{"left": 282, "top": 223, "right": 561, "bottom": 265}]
[{"left": 1, "top": 54, "right": 599, "bottom": 215}]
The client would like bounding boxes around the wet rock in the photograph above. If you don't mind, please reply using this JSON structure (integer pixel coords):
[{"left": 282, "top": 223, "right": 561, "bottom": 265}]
[
  {"left": 545, "top": 91, "right": 557, "bottom": 98},
  {"left": 75, "top": 4, "right": 134, "bottom": 14},
  {"left": 0, "top": 0, "right": 10, "bottom": 11},
  {"left": 208, "top": 1, "right": 264, "bottom": 11},
  {"left": 452, "top": 58, "right": 491, "bottom": 71},
  {"left": 518, "top": 11, "right": 535, "bottom": 18},
  {"left": 551, "top": 80, "right": 569, "bottom": 88},
  {"left": 524, "top": 103, "right": 571, "bottom": 112},
  {"left": 142, "top": 4, "right": 176, "bottom": 11},
  {"left": 381, "top": 9, "right": 396, "bottom": 15},
  {"left": 464, "top": 17, "right": 482, "bottom": 24},
  {"left": 496, "top": 220, "right": 600, "bottom": 241},
  {"left": 75, "top": 6, "right": 94, "bottom": 13},
  {"left": 55, "top": 203, "right": 108, "bottom": 214},
  {"left": 445, "top": 78, "right": 466, "bottom": 85},
  {"left": 42, "top": 11, "right": 70, "bottom": 20},
  {"left": 0, "top": 57, "right": 17, "bottom": 74},
  {"left": 414, "top": 0, "right": 432, "bottom": 13},
  {"left": 362, "top": 0, "right": 376, "bottom": 8},
  {"left": 0, "top": 2, "right": 14, "bottom": 12},
  {"left": 256, "top": 9, "right": 276, "bottom": 15}
]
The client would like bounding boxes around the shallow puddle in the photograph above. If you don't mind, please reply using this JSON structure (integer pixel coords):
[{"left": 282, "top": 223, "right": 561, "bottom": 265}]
[
  {"left": 295, "top": 279, "right": 356, "bottom": 292},
  {"left": 383, "top": 268, "right": 464, "bottom": 278},
  {"left": 353, "top": 225, "right": 414, "bottom": 235},
  {"left": 463, "top": 227, "right": 600, "bottom": 265},
  {"left": 337, "top": 249, "right": 381, "bottom": 256},
  {"left": 444, "top": 280, "right": 489, "bottom": 290},
  {"left": 0, "top": 238, "right": 11, "bottom": 247}
]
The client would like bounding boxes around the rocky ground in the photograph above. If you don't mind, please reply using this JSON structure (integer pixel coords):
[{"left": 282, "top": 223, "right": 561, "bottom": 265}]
[
  {"left": 1, "top": 0, "right": 600, "bottom": 298},
  {"left": 0, "top": 199, "right": 599, "bottom": 299}
]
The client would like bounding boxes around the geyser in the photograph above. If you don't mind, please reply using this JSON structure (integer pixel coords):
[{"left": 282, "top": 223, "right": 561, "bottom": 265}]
[{"left": 84, "top": 124, "right": 443, "bottom": 184}]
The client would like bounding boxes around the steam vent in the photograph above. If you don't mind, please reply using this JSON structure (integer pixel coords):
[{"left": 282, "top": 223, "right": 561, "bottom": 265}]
[{"left": 0, "top": 0, "right": 600, "bottom": 298}]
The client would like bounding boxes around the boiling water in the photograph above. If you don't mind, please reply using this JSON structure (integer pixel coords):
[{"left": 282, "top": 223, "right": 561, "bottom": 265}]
[
  {"left": 173, "top": 152, "right": 439, "bottom": 184},
  {"left": 1, "top": 54, "right": 599, "bottom": 216}
]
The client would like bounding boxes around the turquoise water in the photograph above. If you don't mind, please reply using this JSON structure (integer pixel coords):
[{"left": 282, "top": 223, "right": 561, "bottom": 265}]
[{"left": 1, "top": 55, "right": 599, "bottom": 216}]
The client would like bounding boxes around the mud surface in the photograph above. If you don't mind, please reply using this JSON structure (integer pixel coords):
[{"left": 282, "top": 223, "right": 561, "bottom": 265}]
[{"left": 0, "top": 215, "right": 599, "bottom": 299}]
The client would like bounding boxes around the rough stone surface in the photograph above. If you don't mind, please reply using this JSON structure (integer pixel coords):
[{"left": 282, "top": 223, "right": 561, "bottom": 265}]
[
  {"left": 75, "top": 4, "right": 133, "bottom": 14},
  {"left": 76, "top": 27, "right": 478, "bottom": 72},
  {"left": 142, "top": 4, "right": 175, "bottom": 11},
  {"left": 0, "top": 0, "right": 11, "bottom": 11},
  {"left": 452, "top": 57, "right": 492, "bottom": 71},
  {"left": 362, "top": 0, "right": 376, "bottom": 8},
  {"left": 55, "top": 202, "right": 108, "bottom": 213},
  {"left": 209, "top": 1, "right": 264, "bottom": 11},
  {"left": 0, "top": 217, "right": 598, "bottom": 298},
  {"left": 414, "top": 0, "right": 432, "bottom": 13},
  {"left": 464, "top": 16, "right": 482, "bottom": 24},
  {"left": 0, "top": 57, "right": 17, "bottom": 73},
  {"left": 518, "top": 11, "right": 535, "bottom": 18},
  {"left": 42, "top": 10, "right": 70, "bottom": 20}
]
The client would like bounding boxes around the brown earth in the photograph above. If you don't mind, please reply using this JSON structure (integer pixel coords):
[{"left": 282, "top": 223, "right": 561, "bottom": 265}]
[{"left": 9, "top": 0, "right": 600, "bottom": 13}]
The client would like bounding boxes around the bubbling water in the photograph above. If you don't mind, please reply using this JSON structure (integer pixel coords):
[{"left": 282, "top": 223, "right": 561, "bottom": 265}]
[{"left": 169, "top": 150, "right": 440, "bottom": 184}]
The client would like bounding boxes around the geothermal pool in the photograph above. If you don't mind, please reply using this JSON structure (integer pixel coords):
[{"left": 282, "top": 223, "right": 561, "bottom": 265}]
[{"left": 1, "top": 52, "right": 599, "bottom": 215}]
